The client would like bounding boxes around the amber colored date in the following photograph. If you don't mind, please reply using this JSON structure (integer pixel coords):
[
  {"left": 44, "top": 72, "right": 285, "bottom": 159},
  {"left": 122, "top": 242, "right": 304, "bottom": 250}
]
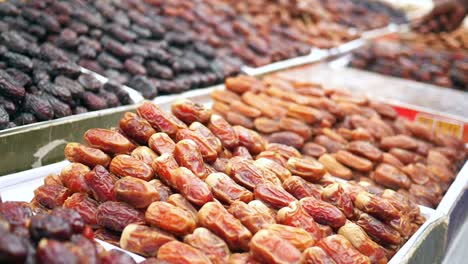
[
  {"left": 157, "top": 240, "right": 211, "bottom": 264},
  {"left": 59, "top": 163, "right": 90, "bottom": 194},
  {"left": 190, "top": 122, "right": 223, "bottom": 154},
  {"left": 145, "top": 201, "right": 196, "bottom": 236},
  {"left": 63, "top": 193, "right": 99, "bottom": 227},
  {"left": 302, "top": 142, "right": 327, "bottom": 158},
  {"left": 119, "top": 112, "right": 156, "bottom": 144},
  {"left": 171, "top": 167, "right": 214, "bottom": 206},
  {"left": 347, "top": 141, "right": 383, "bottom": 162},
  {"left": 228, "top": 201, "right": 275, "bottom": 234},
  {"left": 148, "top": 179, "right": 172, "bottom": 202},
  {"left": 167, "top": 194, "right": 198, "bottom": 223},
  {"left": 287, "top": 157, "right": 325, "bottom": 182},
  {"left": 171, "top": 98, "right": 212, "bottom": 125},
  {"left": 233, "top": 146, "right": 253, "bottom": 160},
  {"left": 137, "top": 101, "right": 187, "bottom": 137},
  {"left": 34, "top": 184, "right": 70, "bottom": 209},
  {"left": 321, "top": 183, "right": 356, "bottom": 219},
  {"left": 198, "top": 202, "right": 252, "bottom": 252},
  {"left": 318, "top": 154, "right": 352, "bottom": 180},
  {"left": 176, "top": 128, "right": 218, "bottom": 163},
  {"left": 250, "top": 229, "right": 302, "bottom": 264},
  {"left": 120, "top": 224, "right": 176, "bottom": 257},
  {"left": 64, "top": 143, "right": 111, "bottom": 168},
  {"left": 110, "top": 154, "right": 154, "bottom": 181},
  {"left": 374, "top": 164, "right": 411, "bottom": 190},
  {"left": 225, "top": 156, "right": 267, "bottom": 190},
  {"left": 287, "top": 104, "right": 322, "bottom": 124},
  {"left": 302, "top": 246, "right": 337, "bottom": 264},
  {"left": 174, "top": 139, "right": 207, "bottom": 179},
  {"left": 208, "top": 114, "right": 239, "bottom": 149},
  {"left": 205, "top": 172, "right": 254, "bottom": 205},
  {"left": 300, "top": 197, "right": 346, "bottom": 229},
  {"left": 229, "top": 253, "right": 261, "bottom": 264},
  {"left": 96, "top": 201, "right": 145, "bottom": 232},
  {"left": 254, "top": 117, "right": 280, "bottom": 134},
  {"left": 357, "top": 213, "right": 402, "bottom": 245},
  {"left": 131, "top": 146, "right": 158, "bottom": 166},
  {"left": 277, "top": 201, "right": 323, "bottom": 241},
  {"left": 401, "top": 163, "right": 430, "bottom": 185},
  {"left": 355, "top": 192, "right": 400, "bottom": 221},
  {"left": 184, "top": 227, "right": 231, "bottom": 264},
  {"left": 318, "top": 235, "right": 371, "bottom": 264},
  {"left": 84, "top": 128, "right": 135, "bottom": 154},
  {"left": 148, "top": 132, "right": 176, "bottom": 155},
  {"left": 283, "top": 176, "right": 322, "bottom": 200},
  {"left": 335, "top": 150, "right": 373, "bottom": 172},
  {"left": 254, "top": 158, "right": 291, "bottom": 182},
  {"left": 254, "top": 182, "right": 297, "bottom": 209},
  {"left": 267, "top": 224, "right": 315, "bottom": 251},
  {"left": 266, "top": 143, "right": 302, "bottom": 160},
  {"left": 115, "top": 177, "right": 158, "bottom": 208},
  {"left": 152, "top": 153, "right": 179, "bottom": 187},
  {"left": 233, "top": 125, "right": 266, "bottom": 155}
]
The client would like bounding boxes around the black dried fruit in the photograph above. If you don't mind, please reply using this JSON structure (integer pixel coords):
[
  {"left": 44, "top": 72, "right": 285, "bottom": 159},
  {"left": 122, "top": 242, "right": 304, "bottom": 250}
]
[
  {"left": 97, "top": 52, "right": 123, "bottom": 69},
  {"left": 50, "top": 61, "right": 81, "bottom": 78},
  {"left": 73, "top": 106, "right": 88, "bottom": 115},
  {"left": 13, "top": 113, "right": 37, "bottom": 126},
  {"left": 78, "top": 44, "right": 97, "bottom": 59},
  {"left": 165, "top": 32, "right": 191, "bottom": 46},
  {"left": 29, "top": 214, "right": 72, "bottom": 241},
  {"left": 147, "top": 48, "right": 171, "bottom": 63},
  {"left": 146, "top": 61, "right": 174, "bottom": 79},
  {"left": 54, "top": 76, "right": 84, "bottom": 99},
  {"left": 0, "top": 232, "right": 28, "bottom": 263},
  {"left": 0, "top": 72, "right": 25, "bottom": 99},
  {"left": 0, "top": 31, "right": 28, "bottom": 55},
  {"left": 99, "top": 91, "right": 120, "bottom": 107},
  {"left": 82, "top": 92, "right": 107, "bottom": 110},
  {"left": 42, "top": 93, "right": 72, "bottom": 118},
  {"left": 3, "top": 52, "right": 33, "bottom": 72},
  {"left": 101, "top": 36, "right": 132, "bottom": 58},
  {"left": 0, "top": 95, "right": 16, "bottom": 115},
  {"left": 5, "top": 68, "right": 31, "bottom": 87},
  {"left": 103, "top": 81, "right": 131, "bottom": 105},
  {"left": 109, "top": 24, "right": 138, "bottom": 42},
  {"left": 50, "top": 208, "right": 85, "bottom": 233},
  {"left": 32, "top": 70, "right": 51, "bottom": 84},
  {"left": 38, "top": 80, "right": 72, "bottom": 103},
  {"left": 39, "top": 43, "right": 69, "bottom": 62},
  {"left": 0, "top": 106, "right": 9, "bottom": 130},
  {"left": 0, "top": 2, "right": 20, "bottom": 16},
  {"left": 78, "top": 60, "right": 104, "bottom": 75},
  {"left": 194, "top": 42, "right": 215, "bottom": 59},
  {"left": 130, "top": 24, "right": 151, "bottom": 38},
  {"left": 123, "top": 59, "right": 146, "bottom": 76},
  {"left": 23, "top": 93, "right": 54, "bottom": 121},
  {"left": 56, "top": 29, "right": 79, "bottom": 49},
  {"left": 127, "top": 76, "right": 157, "bottom": 99},
  {"left": 77, "top": 74, "right": 101, "bottom": 92}
]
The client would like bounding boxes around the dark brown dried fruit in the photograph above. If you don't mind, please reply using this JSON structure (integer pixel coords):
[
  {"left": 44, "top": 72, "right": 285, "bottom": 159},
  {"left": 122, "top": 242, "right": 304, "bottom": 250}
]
[{"left": 96, "top": 201, "right": 145, "bottom": 232}]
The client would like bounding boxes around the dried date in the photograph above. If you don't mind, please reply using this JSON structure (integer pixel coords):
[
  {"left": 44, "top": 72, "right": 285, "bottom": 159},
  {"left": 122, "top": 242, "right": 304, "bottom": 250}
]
[
  {"left": 205, "top": 172, "right": 254, "bottom": 205},
  {"left": 64, "top": 143, "right": 111, "bottom": 168},
  {"left": 145, "top": 201, "right": 196, "bottom": 236},
  {"left": 120, "top": 224, "right": 175, "bottom": 257},
  {"left": 115, "top": 177, "right": 158, "bottom": 208},
  {"left": 96, "top": 201, "right": 145, "bottom": 232}
]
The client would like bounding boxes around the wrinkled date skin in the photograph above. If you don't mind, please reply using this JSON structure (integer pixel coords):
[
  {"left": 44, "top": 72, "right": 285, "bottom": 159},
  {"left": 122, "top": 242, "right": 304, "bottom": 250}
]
[
  {"left": 318, "top": 235, "right": 371, "bottom": 264},
  {"left": 29, "top": 214, "right": 73, "bottom": 241},
  {"left": 356, "top": 213, "right": 402, "bottom": 245},
  {"left": 137, "top": 102, "right": 187, "bottom": 137},
  {"left": 171, "top": 98, "right": 212, "bottom": 125},
  {"left": 229, "top": 253, "right": 262, "bottom": 264},
  {"left": 171, "top": 167, "right": 214, "bottom": 206},
  {"left": 85, "top": 165, "right": 117, "bottom": 202},
  {"left": 233, "top": 125, "right": 265, "bottom": 155},
  {"left": 36, "top": 239, "right": 79, "bottom": 264},
  {"left": 300, "top": 197, "right": 346, "bottom": 229},
  {"left": 34, "top": 184, "right": 70, "bottom": 209},
  {"left": 119, "top": 112, "right": 156, "bottom": 145},
  {"left": 84, "top": 128, "right": 135, "bottom": 154},
  {"left": 60, "top": 163, "right": 91, "bottom": 194},
  {"left": 254, "top": 183, "right": 297, "bottom": 209},
  {"left": 233, "top": 146, "right": 253, "bottom": 160},
  {"left": 64, "top": 143, "right": 111, "bottom": 168},
  {"left": 267, "top": 224, "right": 316, "bottom": 251},
  {"left": 0, "top": 201, "right": 33, "bottom": 226},
  {"left": 226, "top": 156, "right": 267, "bottom": 190},
  {"left": 184, "top": 227, "right": 231, "bottom": 264},
  {"left": 335, "top": 150, "right": 373, "bottom": 172},
  {"left": 63, "top": 193, "right": 99, "bottom": 227},
  {"left": 208, "top": 114, "right": 239, "bottom": 149},
  {"left": 266, "top": 143, "right": 302, "bottom": 160},
  {"left": 254, "top": 158, "right": 291, "bottom": 182},
  {"left": 205, "top": 172, "right": 254, "bottom": 205},
  {"left": 120, "top": 224, "right": 176, "bottom": 257},
  {"left": 190, "top": 122, "right": 223, "bottom": 154},
  {"left": 277, "top": 201, "right": 323, "bottom": 241},
  {"left": 174, "top": 139, "right": 207, "bottom": 179},
  {"left": 157, "top": 240, "right": 211, "bottom": 264},
  {"left": 354, "top": 192, "right": 401, "bottom": 221},
  {"left": 145, "top": 201, "right": 196, "bottom": 236},
  {"left": 198, "top": 202, "right": 252, "bottom": 252},
  {"left": 176, "top": 128, "right": 218, "bottom": 163},
  {"left": 152, "top": 153, "right": 179, "bottom": 187},
  {"left": 283, "top": 176, "right": 322, "bottom": 200},
  {"left": 96, "top": 201, "right": 145, "bottom": 232},
  {"left": 167, "top": 194, "right": 199, "bottom": 223},
  {"left": 115, "top": 177, "right": 158, "bottom": 208},
  {"left": 131, "top": 146, "right": 158, "bottom": 166},
  {"left": 318, "top": 154, "right": 352, "bottom": 180},
  {"left": 287, "top": 157, "right": 325, "bottom": 182},
  {"left": 374, "top": 164, "right": 412, "bottom": 190},
  {"left": 347, "top": 141, "right": 383, "bottom": 162},
  {"left": 148, "top": 132, "right": 176, "bottom": 155},
  {"left": 302, "top": 246, "right": 337, "bottom": 264},
  {"left": 110, "top": 154, "right": 154, "bottom": 181},
  {"left": 250, "top": 229, "right": 302, "bottom": 264},
  {"left": 338, "top": 222, "right": 387, "bottom": 264},
  {"left": 321, "top": 183, "right": 356, "bottom": 219},
  {"left": 228, "top": 201, "right": 276, "bottom": 234}
]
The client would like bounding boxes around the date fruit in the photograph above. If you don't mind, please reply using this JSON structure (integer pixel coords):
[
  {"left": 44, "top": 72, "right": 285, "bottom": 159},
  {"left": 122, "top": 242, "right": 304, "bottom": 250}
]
[
  {"left": 157, "top": 241, "right": 211, "bottom": 264},
  {"left": 96, "top": 201, "right": 145, "bottom": 232},
  {"left": 115, "top": 177, "right": 158, "bottom": 208},
  {"left": 145, "top": 201, "right": 196, "bottom": 236},
  {"left": 110, "top": 155, "right": 154, "bottom": 181},
  {"left": 120, "top": 224, "right": 176, "bottom": 257},
  {"left": 205, "top": 172, "right": 254, "bottom": 205},
  {"left": 184, "top": 227, "right": 231, "bottom": 264},
  {"left": 84, "top": 128, "right": 135, "bottom": 154},
  {"left": 250, "top": 229, "right": 302, "bottom": 264}
]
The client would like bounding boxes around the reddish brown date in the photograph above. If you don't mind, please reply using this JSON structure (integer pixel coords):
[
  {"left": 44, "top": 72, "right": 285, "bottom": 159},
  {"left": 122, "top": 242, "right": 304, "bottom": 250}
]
[
  {"left": 228, "top": 201, "right": 276, "bottom": 234},
  {"left": 318, "top": 154, "right": 353, "bottom": 180},
  {"left": 233, "top": 125, "right": 266, "bottom": 155},
  {"left": 152, "top": 153, "right": 179, "bottom": 187},
  {"left": 380, "top": 135, "right": 419, "bottom": 151},
  {"left": 318, "top": 235, "right": 371, "bottom": 264},
  {"left": 167, "top": 194, "right": 198, "bottom": 223},
  {"left": 145, "top": 201, "right": 196, "bottom": 236},
  {"left": 157, "top": 240, "right": 211, "bottom": 264},
  {"left": 205, "top": 172, "right": 254, "bottom": 205},
  {"left": 171, "top": 98, "right": 212, "bottom": 125},
  {"left": 184, "top": 227, "right": 231, "bottom": 264},
  {"left": 267, "top": 224, "right": 316, "bottom": 251},
  {"left": 277, "top": 201, "right": 323, "bottom": 241},
  {"left": 335, "top": 150, "right": 373, "bottom": 172},
  {"left": 119, "top": 112, "right": 156, "bottom": 144},
  {"left": 233, "top": 146, "right": 253, "bottom": 160},
  {"left": 287, "top": 157, "right": 325, "bottom": 182},
  {"left": 148, "top": 132, "right": 176, "bottom": 155},
  {"left": 137, "top": 102, "right": 187, "bottom": 137},
  {"left": 266, "top": 143, "right": 302, "bottom": 160},
  {"left": 250, "top": 229, "right": 302, "bottom": 264},
  {"left": 64, "top": 143, "right": 111, "bottom": 168},
  {"left": 115, "top": 177, "right": 158, "bottom": 208},
  {"left": 171, "top": 167, "right": 214, "bottom": 206},
  {"left": 283, "top": 176, "right": 322, "bottom": 200},
  {"left": 120, "top": 224, "right": 176, "bottom": 257},
  {"left": 226, "top": 156, "right": 267, "bottom": 190},
  {"left": 254, "top": 182, "right": 297, "bottom": 209},
  {"left": 254, "top": 158, "right": 291, "bottom": 182},
  {"left": 347, "top": 141, "right": 383, "bottom": 162},
  {"left": 60, "top": 163, "right": 90, "bottom": 194},
  {"left": 198, "top": 202, "right": 252, "bottom": 252},
  {"left": 208, "top": 114, "right": 239, "bottom": 149},
  {"left": 229, "top": 253, "right": 262, "bottom": 264},
  {"left": 63, "top": 193, "right": 99, "bottom": 227},
  {"left": 355, "top": 192, "right": 400, "bottom": 221},
  {"left": 190, "top": 122, "right": 223, "bottom": 154},
  {"left": 110, "top": 155, "right": 154, "bottom": 181},
  {"left": 84, "top": 128, "right": 135, "bottom": 154},
  {"left": 174, "top": 139, "right": 207, "bottom": 179},
  {"left": 302, "top": 246, "right": 337, "bottom": 264},
  {"left": 96, "top": 201, "right": 145, "bottom": 232},
  {"left": 302, "top": 142, "right": 327, "bottom": 158},
  {"left": 374, "top": 164, "right": 411, "bottom": 190},
  {"left": 131, "top": 147, "right": 158, "bottom": 167},
  {"left": 321, "top": 183, "right": 356, "bottom": 219},
  {"left": 300, "top": 197, "right": 346, "bottom": 229},
  {"left": 0, "top": 201, "right": 32, "bottom": 226},
  {"left": 34, "top": 184, "right": 70, "bottom": 209},
  {"left": 176, "top": 128, "right": 218, "bottom": 163},
  {"left": 148, "top": 179, "right": 172, "bottom": 202},
  {"left": 356, "top": 213, "right": 402, "bottom": 245}
]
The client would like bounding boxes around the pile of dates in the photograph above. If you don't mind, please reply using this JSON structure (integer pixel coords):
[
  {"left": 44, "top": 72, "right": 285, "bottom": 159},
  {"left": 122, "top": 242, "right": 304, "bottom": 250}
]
[
  {"left": 316, "top": 0, "right": 407, "bottom": 30},
  {"left": 0, "top": 30, "right": 132, "bottom": 130},
  {"left": 0, "top": 0, "right": 240, "bottom": 99},
  {"left": 0, "top": 199, "right": 137, "bottom": 263},
  {"left": 398, "top": 29, "right": 468, "bottom": 54},
  {"left": 351, "top": 41, "right": 468, "bottom": 91},
  {"left": 212, "top": 75, "right": 467, "bottom": 208},
  {"left": 31, "top": 99, "right": 426, "bottom": 263}
]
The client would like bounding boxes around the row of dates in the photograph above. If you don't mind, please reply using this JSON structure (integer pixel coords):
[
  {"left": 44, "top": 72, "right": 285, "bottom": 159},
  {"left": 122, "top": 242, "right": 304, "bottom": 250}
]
[
  {"left": 25, "top": 97, "right": 428, "bottom": 263},
  {"left": 211, "top": 74, "right": 467, "bottom": 209}
]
